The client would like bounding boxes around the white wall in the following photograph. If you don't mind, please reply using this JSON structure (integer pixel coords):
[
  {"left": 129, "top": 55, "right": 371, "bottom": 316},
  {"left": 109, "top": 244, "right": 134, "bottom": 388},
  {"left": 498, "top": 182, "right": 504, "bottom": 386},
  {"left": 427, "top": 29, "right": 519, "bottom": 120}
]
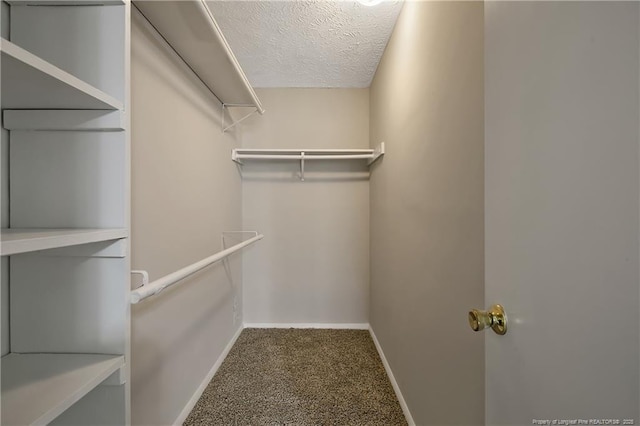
[
  {"left": 130, "top": 9, "right": 243, "bottom": 425},
  {"left": 369, "top": 2, "right": 485, "bottom": 425},
  {"left": 241, "top": 88, "right": 370, "bottom": 325},
  {"left": 485, "top": 2, "right": 639, "bottom": 422}
]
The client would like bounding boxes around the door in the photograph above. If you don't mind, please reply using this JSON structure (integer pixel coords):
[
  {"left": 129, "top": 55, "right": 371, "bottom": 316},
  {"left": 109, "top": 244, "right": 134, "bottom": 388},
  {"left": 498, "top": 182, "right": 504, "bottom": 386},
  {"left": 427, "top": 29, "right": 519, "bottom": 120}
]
[{"left": 484, "top": 2, "right": 639, "bottom": 425}]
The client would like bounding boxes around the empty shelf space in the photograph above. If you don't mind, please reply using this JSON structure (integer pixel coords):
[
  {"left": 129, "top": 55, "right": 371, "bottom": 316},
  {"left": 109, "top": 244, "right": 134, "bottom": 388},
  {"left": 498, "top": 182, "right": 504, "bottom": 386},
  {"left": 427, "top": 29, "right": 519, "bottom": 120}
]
[
  {"left": 0, "top": 38, "right": 123, "bottom": 110},
  {"left": 1, "top": 228, "right": 128, "bottom": 256},
  {"left": 1, "top": 353, "right": 124, "bottom": 426}
]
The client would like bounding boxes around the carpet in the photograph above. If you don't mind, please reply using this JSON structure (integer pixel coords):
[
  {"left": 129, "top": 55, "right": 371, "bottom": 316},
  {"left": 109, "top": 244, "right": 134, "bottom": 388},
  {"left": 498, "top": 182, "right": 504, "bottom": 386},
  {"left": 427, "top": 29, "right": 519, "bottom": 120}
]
[{"left": 183, "top": 328, "right": 408, "bottom": 425}]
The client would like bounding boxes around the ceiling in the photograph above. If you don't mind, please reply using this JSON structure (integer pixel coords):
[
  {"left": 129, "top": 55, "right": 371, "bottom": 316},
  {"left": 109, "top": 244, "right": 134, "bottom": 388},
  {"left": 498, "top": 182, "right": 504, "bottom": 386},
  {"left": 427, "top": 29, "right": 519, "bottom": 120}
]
[{"left": 207, "top": 1, "right": 404, "bottom": 88}]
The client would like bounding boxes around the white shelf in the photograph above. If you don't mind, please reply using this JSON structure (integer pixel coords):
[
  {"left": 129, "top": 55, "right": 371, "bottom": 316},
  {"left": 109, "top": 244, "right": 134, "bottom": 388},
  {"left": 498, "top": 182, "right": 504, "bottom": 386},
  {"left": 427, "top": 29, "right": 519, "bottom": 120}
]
[
  {"left": 232, "top": 143, "right": 385, "bottom": 166},
  {"left": 7, "top": 0, "right": 124, "bottom": 4},
  {"left": 1, "top": 228, "right": 128, "bottom": 256},
  {"left": 1, "top": 353, "right": 124, "bottom": 426},
  {"left": 232, "top": 144, "right": 385, "bottom": 181},
  {"left": 3, "top": 110, "right": 125, "bottom": 131},
  {"left": 133, "top": 0, "right": 264, "bottom": 113},
  {"left": 0, "top": 38, "right": 123, "bottom": 110}
]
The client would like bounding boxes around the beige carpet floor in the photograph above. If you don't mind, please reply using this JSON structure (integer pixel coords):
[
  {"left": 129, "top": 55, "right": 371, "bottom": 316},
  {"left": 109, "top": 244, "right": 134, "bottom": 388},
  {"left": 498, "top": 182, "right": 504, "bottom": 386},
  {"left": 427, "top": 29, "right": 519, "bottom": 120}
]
[{"left": 183, "top": 328, "right": 407, "bottom": 426}]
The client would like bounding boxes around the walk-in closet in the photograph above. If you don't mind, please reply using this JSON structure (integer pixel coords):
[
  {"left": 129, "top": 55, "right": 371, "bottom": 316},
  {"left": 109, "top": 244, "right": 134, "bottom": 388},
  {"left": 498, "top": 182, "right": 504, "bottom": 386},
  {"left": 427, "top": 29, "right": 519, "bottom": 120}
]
[{"left": 1, "top": 1, "right": 639, "bottom": 425}]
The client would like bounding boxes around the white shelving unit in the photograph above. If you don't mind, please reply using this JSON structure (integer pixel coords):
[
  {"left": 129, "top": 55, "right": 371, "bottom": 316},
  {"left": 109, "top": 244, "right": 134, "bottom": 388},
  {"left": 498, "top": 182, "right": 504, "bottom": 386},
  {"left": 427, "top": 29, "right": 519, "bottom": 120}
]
[
  {"left": 133, "top": 0, "right": 264, "bottom": 131},
  {"left": 1, "top": 0, "right": 130, "bottom": 424},
  {"left": 232, "top": 143, "right": 385, "bottom": 181}
]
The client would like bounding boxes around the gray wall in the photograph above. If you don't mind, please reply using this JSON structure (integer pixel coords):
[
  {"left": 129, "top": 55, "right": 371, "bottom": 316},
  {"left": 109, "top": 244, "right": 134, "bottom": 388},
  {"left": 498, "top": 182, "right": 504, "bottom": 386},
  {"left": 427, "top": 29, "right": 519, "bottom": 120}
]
[
  {"left": 130, "top": 9, "right": 243, "bottom": 425},
  {"left": 369, "top": 2, "right": 484, "bottom": 425},
  {"left": 241, "top": 88, "right": 370, "bottom": 325}
]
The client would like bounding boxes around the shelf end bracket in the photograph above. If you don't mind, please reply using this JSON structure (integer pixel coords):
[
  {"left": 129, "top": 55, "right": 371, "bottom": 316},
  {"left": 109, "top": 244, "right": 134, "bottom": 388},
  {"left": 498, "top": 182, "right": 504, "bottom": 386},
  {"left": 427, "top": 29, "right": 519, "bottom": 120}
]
[
  {"left": 368, "top": 142, "right": 385, "bottom": 166},
  {"left": 222, "top": 104, "right": 261, "bottom": 133}
]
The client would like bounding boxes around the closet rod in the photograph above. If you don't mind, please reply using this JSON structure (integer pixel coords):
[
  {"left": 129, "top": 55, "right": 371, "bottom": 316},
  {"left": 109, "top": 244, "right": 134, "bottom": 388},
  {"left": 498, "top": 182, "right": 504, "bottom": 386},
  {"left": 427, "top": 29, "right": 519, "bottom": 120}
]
[{"left": 130, "top": 234, "right": 264, "bottom": 304}]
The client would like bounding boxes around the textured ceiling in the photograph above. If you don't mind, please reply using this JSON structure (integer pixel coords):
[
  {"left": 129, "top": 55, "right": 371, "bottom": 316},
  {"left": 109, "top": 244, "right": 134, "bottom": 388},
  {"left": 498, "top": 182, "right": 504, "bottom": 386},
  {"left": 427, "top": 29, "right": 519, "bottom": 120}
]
[{"left": 207, "top": 1, "right": 403, "bottom": 88}]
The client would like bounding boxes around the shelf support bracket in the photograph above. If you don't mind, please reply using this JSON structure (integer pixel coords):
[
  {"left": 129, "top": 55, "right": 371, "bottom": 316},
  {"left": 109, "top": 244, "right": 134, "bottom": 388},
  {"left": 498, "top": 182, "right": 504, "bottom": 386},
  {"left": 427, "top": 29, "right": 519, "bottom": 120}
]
[
  {"left": 300, "top": 151, "right": 305, "bottom": 181},
  {"left": 221, "top": 103, "right": 260, "bottom": 133},
  {"left": 221, "top": 231, "right": 259, "bottom": 249},
  {"left": 368, "top": 142, "right": 386, "bottom": 166},
  {"left": 231, "top": 149, "right": 243, "bottom": 165}
]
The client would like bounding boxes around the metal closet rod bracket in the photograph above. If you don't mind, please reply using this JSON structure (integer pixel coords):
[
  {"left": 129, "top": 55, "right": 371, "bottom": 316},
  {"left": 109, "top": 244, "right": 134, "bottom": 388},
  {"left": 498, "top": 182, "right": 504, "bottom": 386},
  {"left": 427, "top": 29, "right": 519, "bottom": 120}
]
[
  {"left": 221, "top": 230, "right": 260, "bottom": 249},
  {"left": 130, "top": 270, "right": 149, "bottom": 289},
  {"left": 221, "top": 103, "right": 263, "bottom": 133},
  {"left": 368, "top": 142, "right": 385, "bottom": 166}
]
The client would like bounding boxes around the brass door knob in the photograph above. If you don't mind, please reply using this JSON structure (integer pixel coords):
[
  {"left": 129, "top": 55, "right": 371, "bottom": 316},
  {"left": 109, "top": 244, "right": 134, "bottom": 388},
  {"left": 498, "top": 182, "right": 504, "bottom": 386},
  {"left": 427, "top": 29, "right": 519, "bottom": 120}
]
[{"left": 468, "top": 304, "right": 507, "bottom": 335}]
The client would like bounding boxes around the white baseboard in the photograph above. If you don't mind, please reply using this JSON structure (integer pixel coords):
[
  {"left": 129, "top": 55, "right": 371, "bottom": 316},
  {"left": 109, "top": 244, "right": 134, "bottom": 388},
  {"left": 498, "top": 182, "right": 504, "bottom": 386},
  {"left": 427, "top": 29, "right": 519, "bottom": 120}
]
[
  {"left": 369, "top": 326, "right": 416, "bottom": 426},
  {"left": 243, "top": 322, "right": 370, "bottom": 330},
  {"left": 173, "top": 325, "right": 244, "bottom": 425}
]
